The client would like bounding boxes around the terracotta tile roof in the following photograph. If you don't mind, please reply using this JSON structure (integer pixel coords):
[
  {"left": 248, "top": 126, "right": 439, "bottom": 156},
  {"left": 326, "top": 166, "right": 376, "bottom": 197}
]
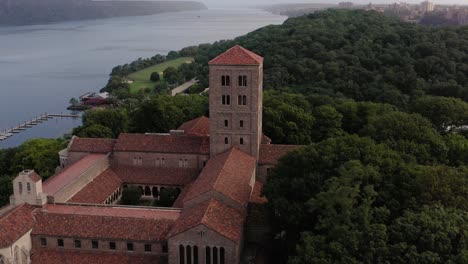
[
  {"left": 32, "top": 205, "right": 180, "bottom": 241},
  {"left": 184, "top": 147, "right": 256, "bottom": 207},
  {"left": 169, "top": 199, "right": 244, "bottom": 242},
  {"left": 0, "top": 204, "right": 36, "bottom": 248},
  {"left": 41, "top": 204, "right": 180, "bottom": 220},
  {"left": 114, "top": 133, "right": 210, "bottom": 154},
  {"left": 113, "top": 166, "right": 198, "bottom": 186},
  {"left": 249, "top": 181, "right": 267, "bottom": 204},
  {"left": 68, "top": 169, "right": 122, "bottom": 204},
  {"left": 43, "top": 154, "right": 108, "bottom": 196},
  {"left": 209, "top": 45, "right": 264, "bottom": 65},
  {"left": 69, "top": 138, "right": 116, "bottom": 153},
  {"left": 32, "top": 249, "right": 163, "bottom": 264},
  {"left": 177, "top": 116, "right": 210, "bottom": 137},
  {"left": 258, "top": 144, "right": 303, "bottom": 165}
]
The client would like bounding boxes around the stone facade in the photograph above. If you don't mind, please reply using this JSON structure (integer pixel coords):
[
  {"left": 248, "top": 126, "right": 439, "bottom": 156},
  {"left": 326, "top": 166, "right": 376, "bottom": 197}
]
[
  {"left": 168, "top": 225, "right": 241, "bottom": 264},
  {"left": 209, "top": 64, "right": 263, "bottom": 159},
  {"left": 112, "top": 151, "right": 208, "bottom": 170},
  {"left": 10, "top": 170, "right": 46, "bottom": 207},
  {"left": 0, "top": 230, "right": 32, "bottom": 264}
]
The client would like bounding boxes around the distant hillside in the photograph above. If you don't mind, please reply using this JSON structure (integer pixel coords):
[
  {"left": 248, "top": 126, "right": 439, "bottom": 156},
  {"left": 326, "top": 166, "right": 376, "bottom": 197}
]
[{"left": 0, "top": 0, "right": 207, "bottom": 25}]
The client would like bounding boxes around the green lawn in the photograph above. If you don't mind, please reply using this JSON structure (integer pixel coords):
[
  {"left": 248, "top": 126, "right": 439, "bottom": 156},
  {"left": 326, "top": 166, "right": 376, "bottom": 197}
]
[{"left": 127, "top": 57, "right": 193, "bottom": 94}]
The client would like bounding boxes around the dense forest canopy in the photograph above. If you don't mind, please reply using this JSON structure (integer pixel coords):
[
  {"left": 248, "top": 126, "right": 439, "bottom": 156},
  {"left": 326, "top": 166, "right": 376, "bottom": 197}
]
[{"left": 179, "top": 9, "right": 468, "bottom": 106}]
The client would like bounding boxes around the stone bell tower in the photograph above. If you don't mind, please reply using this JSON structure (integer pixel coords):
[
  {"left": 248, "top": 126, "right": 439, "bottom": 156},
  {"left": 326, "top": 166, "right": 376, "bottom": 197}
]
[{"left": 208, "top": 45, "right": 264, "bottom": 159}]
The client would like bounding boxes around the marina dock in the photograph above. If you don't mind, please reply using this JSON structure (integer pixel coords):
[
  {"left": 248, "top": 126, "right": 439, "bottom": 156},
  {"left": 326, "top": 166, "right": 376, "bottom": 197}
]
[{"left": 0, "top": 113, "right": 81, "bottom": 141}]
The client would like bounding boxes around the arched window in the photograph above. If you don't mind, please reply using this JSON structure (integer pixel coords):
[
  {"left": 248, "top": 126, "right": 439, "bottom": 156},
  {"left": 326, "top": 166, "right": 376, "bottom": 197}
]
[
  {"left": 224, "top": 137, "right": 229, "bottom": 145},
  {"left": 238, "top": 95, "right": 247, "bottom": 105},
  {"left": 213, "top": 247, "right": 218, "bottom": 264},
  {"left": 139, "top": 186, "right": 144, "bottom": 195},
  {"left": 179, "top": 245, "right": 185, "bottom": 264},
  {"left": 19, "top": 182, "right": 23, "bottom": 194},
  {"left": 226, "top": 95, "right": 231, "bottom": 105},
  {"left": 243, "top": 95, "right": 247, "bottom": 105},
  {"left": 205, "top": 247, "right": 211, "bottom": 264},
  {"left": 224, "top": 120, "right": 228, "bottom": 127},
  {"left": 152, "top": 187, "right": 159, "bottom": 198},
  {"left": 240, "top": 120, "right": 244, "bottom": 128},
  {"left": 222, "top": 95, "right": 226, "bottom": 105},
  {"left": 27, "top": 182, "right": 31, "bottom": 193},
  {"left": 194, "top": 246, "right": 199, "bottom": 264},
  {"left": 240, "top": 138, "right": 244, "bottom": 145},
  {"left": 14, "top": 246, "right": 19, "bottom": 262},
  {"left": 186, "top": 245, "right": 192, "bottom": 264},
  {"left": 239, "top": 75, "right": 247, "bottom": 87},
  {"left": 0, "top": 254, "right": 5, "bottom": 264},
  {"left": 221, "top": 75, "right": 230, "bottom": 86},
  {"left": 237, "top": 95, "right": 242, "bottom": 105},
  {"left": 145, "top": 186, "right": 151, "bottom": 196},
  {"left": 220, "top": 247, "right": 225, "bottom": 264}
]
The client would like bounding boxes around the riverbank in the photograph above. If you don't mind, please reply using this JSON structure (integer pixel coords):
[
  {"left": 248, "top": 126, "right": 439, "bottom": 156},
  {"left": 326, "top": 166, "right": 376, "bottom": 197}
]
[{"left": 0, "top": 9, "right": 286, "bottom": 149}]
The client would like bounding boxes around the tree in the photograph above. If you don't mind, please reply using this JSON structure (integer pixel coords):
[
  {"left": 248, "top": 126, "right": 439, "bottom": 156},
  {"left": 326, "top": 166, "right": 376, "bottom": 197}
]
[
  {"left": 163, "top": 66, "right": 180, "bottom": 84},
  {"left": 0, "top": 176, "right": 13, "bottom": 207},
  {"left": 82, "top": 109, "right": 128, "bottom": 138},
  {"left": 76, "top": 124, "right": 113, "bottom": 138},
  {"left": 150, "top": 72, "right": 161, "bottom": 82},
  {"left": 121, "top": 186, "right": 142, "bottom": 205},
  {"left": 11, "top": 138, "right": 65, "bottom": 179},
  {"left": 69, "top": 97, "right": 79, "bottom": 106},
  {"left": 311, "top": 105, "right": 343, "bottom": 141},
  {"left": 157, "top": 187, "right": 180, "bottom": 207},
  {"left": 411, "top": 96, "right": 468, "bottom": 133}
]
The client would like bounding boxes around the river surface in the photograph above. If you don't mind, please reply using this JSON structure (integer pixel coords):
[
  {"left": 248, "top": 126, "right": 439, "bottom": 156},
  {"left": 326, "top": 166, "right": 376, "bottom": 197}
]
[{"left": 0, "top": 8, "right": 286, "bottom": 149}]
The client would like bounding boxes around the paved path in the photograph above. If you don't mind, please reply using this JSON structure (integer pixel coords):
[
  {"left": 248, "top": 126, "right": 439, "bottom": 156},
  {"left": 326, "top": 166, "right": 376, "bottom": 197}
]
[{"left": 171, "top": 78, "right": 198, "bottom": 96}]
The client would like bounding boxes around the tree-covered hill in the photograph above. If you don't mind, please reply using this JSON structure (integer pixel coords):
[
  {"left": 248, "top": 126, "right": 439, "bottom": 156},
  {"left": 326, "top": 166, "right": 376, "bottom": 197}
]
[{"left": 184, "top": 9, "right": 468, "bottom": 105}]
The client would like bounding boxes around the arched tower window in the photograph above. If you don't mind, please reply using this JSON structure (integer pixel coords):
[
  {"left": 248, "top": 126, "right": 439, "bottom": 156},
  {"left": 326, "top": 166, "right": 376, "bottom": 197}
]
[
  {"left": 18, "top": 182, "right": 23, "bottom": 194},
  {"left": 220, "top": 247, "right": 225, "bottom": 264},
  {"left": 193, "top": 246, "right": 199, "bottom": 264},
  {"left": 221, "top": 75, "right": 230, "bottom": 86},
  {"left": 243, "top": 95, "right": 247, "bottom": 105},
  {"left": 186, "top": 245, "right": 192, "bottom": 264},
  {"left": 205, "top": 247, "right": 211, "bottom": 264},
  {"left": 240, "top": 120, "right": 244, "bottom": 128},
  {"left": 179, "top": 245, "right": 185, "bottom": 264},
  {"left": 240, "top": 138, "right": 244, "bottom": 145},
  {"left": 27, "top": 182, "right": 31, "bottom": 193},
  {"left": 0, "top": 255, "right": 5, "bottom": 264},
  {"left": 224, "top": 120, "right": 228, "bottom": 127},
  {"left": 239, "top": 75, "right": 247, "bottom": 87},
  {"left": 213, "top": 247, "right": 218, "bottom": 264},
  {"left": 224, "top": 137, "right": 229, "bottom": 145}
]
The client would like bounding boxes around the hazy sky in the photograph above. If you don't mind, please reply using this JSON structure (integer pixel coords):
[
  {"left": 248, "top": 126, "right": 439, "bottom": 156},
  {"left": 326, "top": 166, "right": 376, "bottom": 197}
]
[{"left": 201, "top": 0, "right": 468, "bottom": 7}]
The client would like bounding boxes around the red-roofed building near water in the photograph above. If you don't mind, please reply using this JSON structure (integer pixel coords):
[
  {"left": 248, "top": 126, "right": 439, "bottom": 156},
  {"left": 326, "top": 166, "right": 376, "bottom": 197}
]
[{"left": 0, "top": 46, "right": 301, "bottom": 264}]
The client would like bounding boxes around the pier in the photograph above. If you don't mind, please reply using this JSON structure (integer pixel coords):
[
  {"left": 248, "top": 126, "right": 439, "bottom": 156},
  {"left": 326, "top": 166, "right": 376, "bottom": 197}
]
[{"left": 0, "top": 113, "right": 81, "bottom": 141}]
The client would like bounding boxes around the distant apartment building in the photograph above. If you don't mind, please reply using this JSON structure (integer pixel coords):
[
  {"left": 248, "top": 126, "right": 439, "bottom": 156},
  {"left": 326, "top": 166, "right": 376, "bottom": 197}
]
[{"left": 421, "top": 0, "right": 435, "bottom": 13}]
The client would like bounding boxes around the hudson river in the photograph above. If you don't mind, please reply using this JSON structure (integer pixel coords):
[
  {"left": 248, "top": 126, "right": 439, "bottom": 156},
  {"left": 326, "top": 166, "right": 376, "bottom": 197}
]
[{"left": 0, "top": 8, "right": 286, "bottom": 149}]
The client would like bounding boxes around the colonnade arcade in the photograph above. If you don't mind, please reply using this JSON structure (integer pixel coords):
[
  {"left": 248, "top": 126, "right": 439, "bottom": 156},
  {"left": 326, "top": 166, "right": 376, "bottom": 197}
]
[{"left": 123, "top": 185, "right": 182, "bottom": 199}]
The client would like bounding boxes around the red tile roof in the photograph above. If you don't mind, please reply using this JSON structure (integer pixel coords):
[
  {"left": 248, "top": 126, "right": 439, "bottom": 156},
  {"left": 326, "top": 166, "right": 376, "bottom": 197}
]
[
  {"left": 43, "top": 154, "right": 108, "bottom": 196},
  {"left": 69, "top": 138, "right": 116, "bottom": 153},
  {"left": 68, "top": 169, "right": 122, "bottom": 204},
  {"left": 0, "top": 204, "right": 36, "bottom": 248},
  {"left": 250, "top": 181, "right": 267, "bottom": 204},
  {"left": 177, "top": 116, "right": 210, "bottom": 137},
  {"left": 32, "top": 205, "right": 180, "bottom": 241},
  {"left": 209, "top": 45, "right": 264, "bottom": 65},
  {"left": 169, "top": 199, "right": 244, "bottom": 242},
  {"left": 113, "top": 166, "right": 198, "bottom": 186},
  {"left": 32, "top": 249, "right": 163, "bottom": 264},
  {"left": 258, "top": 144, "right": 302, "bottom": 165},
  {"left": 184, "top": 147, "right": 256, "bottom": 207},
  {"left": 41, "top": 204, "right": 180, "bottom": 220},
  {"left": 114, "top": 133, "right": 210, "bottom": 154}
]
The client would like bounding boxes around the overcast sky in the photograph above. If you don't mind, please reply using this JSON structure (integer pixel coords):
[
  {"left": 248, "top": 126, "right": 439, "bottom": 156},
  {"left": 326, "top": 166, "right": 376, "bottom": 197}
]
[{"left": 201, "top": 0, "right": 468, "bottom": 8}]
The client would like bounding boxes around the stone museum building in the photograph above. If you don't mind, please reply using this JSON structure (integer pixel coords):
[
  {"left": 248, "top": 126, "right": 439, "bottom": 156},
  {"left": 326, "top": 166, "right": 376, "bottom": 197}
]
[{"left": 0, "top": 46, "right": 300, "bottom": 264}]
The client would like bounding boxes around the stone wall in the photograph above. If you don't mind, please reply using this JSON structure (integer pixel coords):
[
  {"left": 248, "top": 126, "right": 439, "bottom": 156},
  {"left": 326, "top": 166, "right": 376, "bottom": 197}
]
[{"left": 112, "top": 152, "right": 209, "bottom": 170}]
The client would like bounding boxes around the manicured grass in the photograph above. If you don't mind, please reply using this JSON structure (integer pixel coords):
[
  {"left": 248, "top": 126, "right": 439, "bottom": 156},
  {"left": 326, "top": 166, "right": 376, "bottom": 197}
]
[{"left": 127, "top": 57, "right": 193, "bottom": 94}]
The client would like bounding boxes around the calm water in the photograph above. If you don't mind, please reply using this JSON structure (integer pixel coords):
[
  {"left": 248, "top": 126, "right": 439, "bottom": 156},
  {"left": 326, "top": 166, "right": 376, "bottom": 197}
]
[{"left": 0, "top": 9, "right": 286, "bottom": 149}]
